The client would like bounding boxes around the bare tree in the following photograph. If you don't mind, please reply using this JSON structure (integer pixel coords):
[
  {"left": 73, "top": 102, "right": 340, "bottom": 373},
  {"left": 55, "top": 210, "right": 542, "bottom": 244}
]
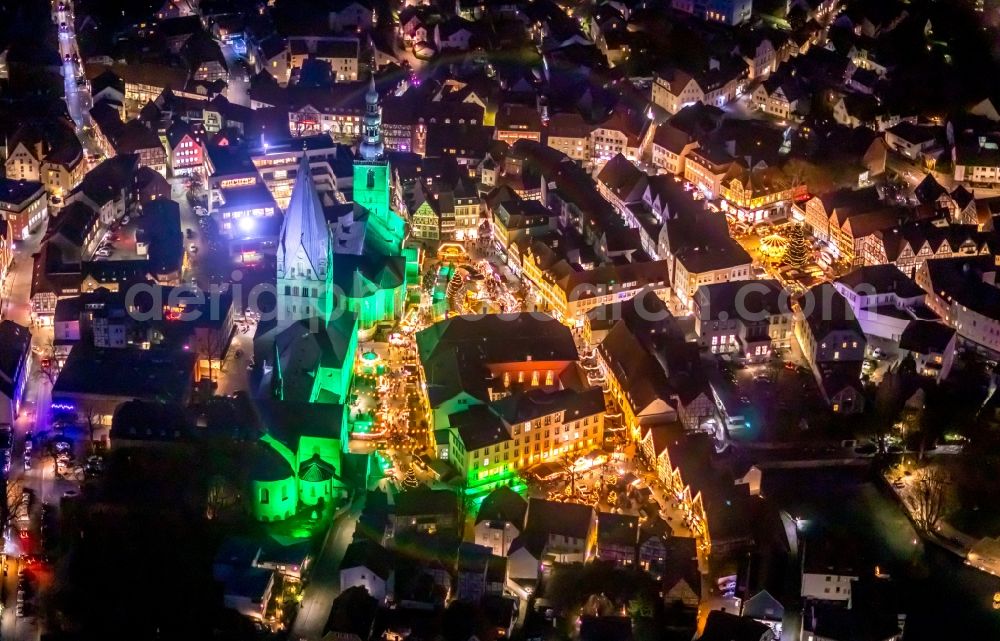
[
  {"left": 6, "top": 477, "right": 22, "bottom": 517},
  {"left": 205, "top": 474, "right": 240, "bottom": 520},
  {"left": 34, "top": 338, "right": 58, "bottom": 385},
  {"left": 904, "top": 467, "right": 951, "bottom": 533},
  {"left": 80, "top": 400, "right": 104, "bottom": 452},
  {"left": 201, "top": 329, "right": 229, "bottom": 384}
]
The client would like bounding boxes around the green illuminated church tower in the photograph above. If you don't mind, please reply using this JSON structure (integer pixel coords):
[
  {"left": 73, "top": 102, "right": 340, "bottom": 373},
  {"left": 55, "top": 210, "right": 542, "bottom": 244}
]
[{"left": 355, "top": 77, "right": 405, "bottom": 256}]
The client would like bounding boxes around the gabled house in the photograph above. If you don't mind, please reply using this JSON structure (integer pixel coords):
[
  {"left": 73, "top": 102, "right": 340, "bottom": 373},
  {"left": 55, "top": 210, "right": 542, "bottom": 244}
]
[
  {"left": 915, "top": 255, "right": 1000, "bottom": 356},
  {"left": 752, "top": 73, "right": 808, "bottom": 121},
  {"left": 595, "top": 512, "right": 638, "bottom": 566},
  {"left": 0, "top": 321, "right": 31, "bottom": 425},
  {"left": 697, "top": 610, "right": 774, "bottom": 641},
  {"left": 796, "top": 283, "right": 866, "bottom": 413},
  {"left": 694, "top": 279, "right": 794, "bottom": 362},
  {"left": 166, "top": 119, "right": 205, "bottom": 177},
  {"left": 598, "top": 292, "right": 716, "bottom": 436},
  {"left": 637, "top": 517, "right": 672, "bottom": 579},
  {"left": 651, "top": 58, "right": 749, "bottom": 115},
  {"left": 833, "top": 265, "right": 931, "bottom": 342},
  {"left": 662, "top": 536, "right": 701, "bottom": 610},
  {"left": 389, "top": 486, "right": 461, "bottom": 538},
  {"left": 474, "top": 485, "right": 528, "bottom": 556},
  {"left": 115, "top": 120, "right": 168, "bottom": 176},
  {"left": 340, "top": 539, "right": 393, "bottom": 601},
  {"left": 897, "top": 320, "right": 957, "bottom": 380},
  {"left": 508, "top": 498, "right": 596, "bottom": 583},
  {"left": 328, "top": 0, "right": 374, "bottom": 32},
  {"left": 742, "top": 589, "right": 784, "bottom": 637}
]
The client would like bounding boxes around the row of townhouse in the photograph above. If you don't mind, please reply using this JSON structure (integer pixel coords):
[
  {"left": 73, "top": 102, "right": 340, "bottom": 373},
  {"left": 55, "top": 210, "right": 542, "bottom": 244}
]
[
  {"left": 916, "top": 255, "right": 1000, "bottom": 358},
  {"left": 650, "top": 57, "right": 749, "bottom": 115},
  {"left": 404, "top": 176, "right": 481, "bottom": 242},
  {"left": 594, "top": 155, "right": 754, "bottom": 310},
  {"left": 794, "top": 283, "right": 868, "bottom": 414},
  {"left": 834, "top": 264, "right": 958, "bottom": 380},
  {"left": 5, "top": 120, "right": 87, "bottom": 207},
  {"left": 693, "top": 279, "right": 795, "bottom": 363},
  {"left": 516, "top": 235, "right": 672, "bottom": 322},
  {"left": 596, "top": 292, "right": 718, "bottom": 439}
]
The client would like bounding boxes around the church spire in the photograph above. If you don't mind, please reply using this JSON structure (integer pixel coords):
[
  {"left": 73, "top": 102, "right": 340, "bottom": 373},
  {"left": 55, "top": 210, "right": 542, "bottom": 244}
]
[
  {"left": 359, "top": 75, "right": 384, "bottom": 161},
  {"left": 277, "top": 152, "right": 330, "bottom": 279}
]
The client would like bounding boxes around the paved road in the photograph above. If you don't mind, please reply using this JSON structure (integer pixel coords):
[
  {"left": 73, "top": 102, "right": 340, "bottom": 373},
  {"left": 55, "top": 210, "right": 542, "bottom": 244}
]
[
  {"left": 289, "top": 495, "right": 364, "bottom": 641},
  {"left": 220, "top": 43, "right": 250, "bottom": 107},
  {"left": 887, "top": 151, "right": 1000, "bottom": 198}
]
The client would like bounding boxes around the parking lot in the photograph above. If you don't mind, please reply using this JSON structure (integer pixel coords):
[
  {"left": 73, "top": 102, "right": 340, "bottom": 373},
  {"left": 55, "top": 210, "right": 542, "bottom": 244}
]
[
  {"left": 90, "top": 216, "right": 140, "bottom": 261},
  {"left": 713, "top": 355, "right": 836, "bottom": 442}
]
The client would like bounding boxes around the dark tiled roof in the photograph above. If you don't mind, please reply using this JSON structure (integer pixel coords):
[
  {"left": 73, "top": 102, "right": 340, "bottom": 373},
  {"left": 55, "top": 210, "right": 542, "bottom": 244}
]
[
  {"left": 110, "top": 399, "right": 191, "bottom": 442},
  {"left": 699, "top": 611, "right": 771, "bottom": 641},
  {"left": 53, "top": 343, "right": 196, "bottom": 402},
  {"left": 341, "top": 539, "right": 392, "bottom": 580},
  {"left": 836, "top": 264, "right": 923, "bottom": 298},
  {"left": 476, "top": 485, "right": 528, "bottom": 527},
  {"left": 899, "top": 320, "right": 955, "bottom": 355},
  {"left": 393, "top": 486, "right": 460, "bottom": 517},
  {"left": 0, "top": 321, "right": 30, "bottom": 400},
  {"left": 450, "top": 404, "right": 511, "bottom": 450},
  {"left": 416, "top": 314, "right": 577, "bottom": 407},
  {"left": 525, "top": 498, "right": 593, "bottom": 540},
  {"left": 695, "top": 279, "right": 789, "bottom": 321},
  {"left": 597, "top": 512, "right": 638, "bottom": 547},
  {"left": 493, "top": 387, "right": 606, "bottom": 426},
  {"left": 801, "top": 283, "right": 863, "bottom": 340},
  {"left": 0, "top": 179, "right": 44, "bottom": 206}
]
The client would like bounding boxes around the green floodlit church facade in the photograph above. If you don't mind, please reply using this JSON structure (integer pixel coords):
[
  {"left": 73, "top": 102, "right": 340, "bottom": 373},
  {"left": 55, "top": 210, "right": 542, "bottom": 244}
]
[{"left": 250, "top": 78, "right": 411, "bottom": 521}]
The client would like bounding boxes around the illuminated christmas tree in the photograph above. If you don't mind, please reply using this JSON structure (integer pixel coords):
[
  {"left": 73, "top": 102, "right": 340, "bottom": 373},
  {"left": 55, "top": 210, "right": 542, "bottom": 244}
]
[
  {"left": 783, "top": 224, "right": 810, "bottom": 268},
  {"left": 446, "top": 272, "right": 464, "bottom": 305}
]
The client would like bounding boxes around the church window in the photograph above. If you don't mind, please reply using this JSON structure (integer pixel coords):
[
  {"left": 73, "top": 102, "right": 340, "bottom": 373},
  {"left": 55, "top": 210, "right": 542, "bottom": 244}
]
[
  {"left": 260, "top": 488, "right": 269, "bottom": 504},
  {"left": 293, "top": 287, "right": 300, "bottom": 296},
  {"left": 281, "top": 485, "right": 288, "bottom": 501},
  {"left": 305, "top": 306, "right": 310, "bottom": 315},
  {"left": 367, "top": 169, "right": 375, "bottom": 190},
  {"left": 291, "top": 268, "right": 296, "bottom": 277},
  {"left": 284, "top": 286, "right": 291, "bottom": 295}
]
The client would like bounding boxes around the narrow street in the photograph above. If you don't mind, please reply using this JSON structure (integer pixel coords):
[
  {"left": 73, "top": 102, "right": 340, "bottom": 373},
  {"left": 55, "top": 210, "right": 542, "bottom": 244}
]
[
  {"left": 289, "top": 495, "right": 364, "bottom": 640},
  {"left": 220, "top": 42, "right": 250, "bottom": 107},
  {"left": 0, "top": 4, "right": 106, "bottom": 637},
  {"left": 55, "top": 0, "right": 96, "bottom": 146}
]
